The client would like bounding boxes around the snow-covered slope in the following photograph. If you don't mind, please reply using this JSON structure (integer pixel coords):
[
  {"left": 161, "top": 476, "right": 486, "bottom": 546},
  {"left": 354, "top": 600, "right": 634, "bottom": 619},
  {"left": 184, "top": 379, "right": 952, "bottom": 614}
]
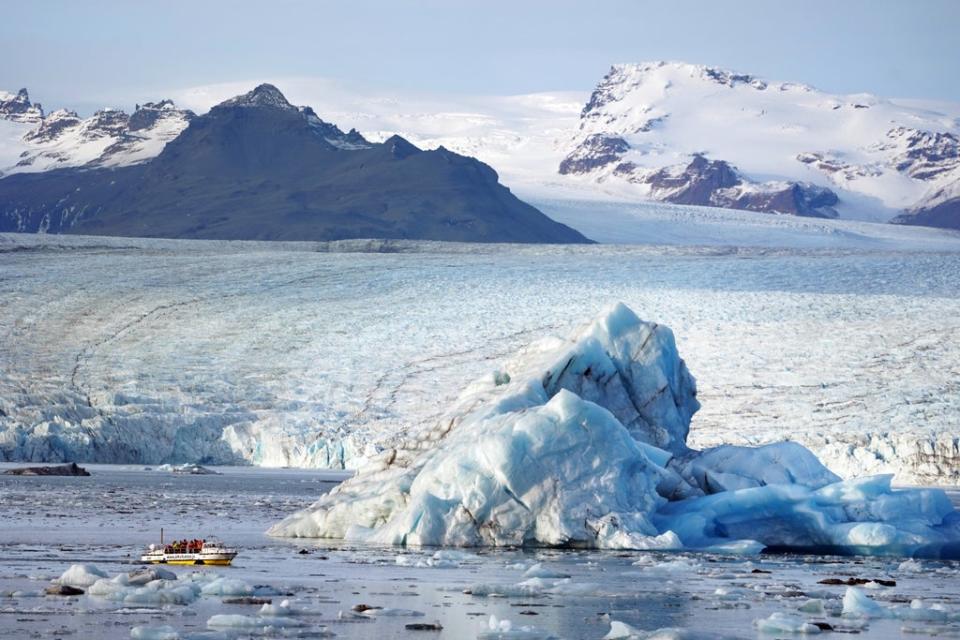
[
  {"left": 556, "top": 62, "right": 960, "bottom": 222},
  {"left": 0, "top": 90, "right": 193, "bottom": 177}
]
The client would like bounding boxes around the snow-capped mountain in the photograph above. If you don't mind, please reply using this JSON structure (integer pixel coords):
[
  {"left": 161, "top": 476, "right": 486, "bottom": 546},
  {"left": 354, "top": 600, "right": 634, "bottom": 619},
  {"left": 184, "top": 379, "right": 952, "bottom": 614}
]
[
  {"left": 157, "top": 64, "right": 960, "bottom": 228},
  {"left": 2, "top": 63, "right": 959, "bottom": 230},
  {"left": 0, "top": 90, "right": 194, "bottom": 177},
  {"left": 556, "top": 62, "right": 960, "bottom": 224}
]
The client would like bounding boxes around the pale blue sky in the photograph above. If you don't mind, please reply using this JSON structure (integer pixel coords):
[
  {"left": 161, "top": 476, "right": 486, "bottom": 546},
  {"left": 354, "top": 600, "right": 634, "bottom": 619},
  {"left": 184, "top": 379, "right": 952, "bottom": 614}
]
[{"left": 3, "top": 0, "right": 959, "bottom": 113}]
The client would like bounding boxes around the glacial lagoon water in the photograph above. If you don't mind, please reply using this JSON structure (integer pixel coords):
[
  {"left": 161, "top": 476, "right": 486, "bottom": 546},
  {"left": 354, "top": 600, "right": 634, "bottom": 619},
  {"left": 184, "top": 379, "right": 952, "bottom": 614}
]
[{"left": 1, "top": 464, "right": 959, "bottom": 639}]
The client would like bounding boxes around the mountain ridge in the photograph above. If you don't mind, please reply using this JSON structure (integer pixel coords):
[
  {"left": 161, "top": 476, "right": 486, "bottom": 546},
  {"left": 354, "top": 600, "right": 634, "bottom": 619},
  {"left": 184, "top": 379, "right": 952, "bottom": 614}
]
[
  {"left": 2, "top": 62, "right": 959, "bottom": 230},
  {"left": 0, "top": 84, "right": 590, "bottom": 243}
]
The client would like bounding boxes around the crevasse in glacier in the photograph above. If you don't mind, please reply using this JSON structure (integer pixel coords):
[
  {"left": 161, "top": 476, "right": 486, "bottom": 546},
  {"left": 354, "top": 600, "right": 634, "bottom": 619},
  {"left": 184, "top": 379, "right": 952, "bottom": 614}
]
[{"left": 269, "top": 303, "right": 960, "bottom": 557}]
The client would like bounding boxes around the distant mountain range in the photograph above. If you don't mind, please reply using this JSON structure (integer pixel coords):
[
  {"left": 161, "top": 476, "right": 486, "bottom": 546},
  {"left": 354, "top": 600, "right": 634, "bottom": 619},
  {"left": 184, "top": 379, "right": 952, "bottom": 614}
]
[
  {"left": 137, "top": 63, "right": 959, "bottom": 231},
  {"left": 1, "top": 62, "right": 959, "bottom": 234},
  {"left": 0, "top": 86, "right": 588, "bottom": 243}
]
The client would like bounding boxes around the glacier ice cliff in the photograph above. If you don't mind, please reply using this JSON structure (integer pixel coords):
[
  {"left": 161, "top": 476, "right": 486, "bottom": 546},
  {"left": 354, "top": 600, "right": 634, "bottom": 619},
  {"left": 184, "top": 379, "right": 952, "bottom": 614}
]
[{"left": 269, "top": 303, "right": 960, "bottom": 558}]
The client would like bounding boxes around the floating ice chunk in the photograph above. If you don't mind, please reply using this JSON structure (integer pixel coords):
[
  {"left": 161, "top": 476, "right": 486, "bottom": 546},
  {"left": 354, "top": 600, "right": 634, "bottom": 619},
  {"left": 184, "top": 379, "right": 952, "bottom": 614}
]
[
  {"left": 465, "top": 582, "right": 545, "bottom": 597},
  {"left": 258, "top": 599, "right": 296, "bottom": 616},
  {"left": 156, "top": 463, "right": 219, "bottom": 475},
  {"left": 713, "top": 586, "right": 753, "bottom": 601},
  {"left": 523, "top": 563, "right": 570, "bottom": 579},
  {"left": 633, "top": 557, "right": 699, "bottom": 572},
  {"left": 396, "top": 549, "right": 481, "bottom": 567},
  {"left": 604, "top": 621, "right": 644, "bottom": 639},
  {"left": 797, "top": 599, "right": 825, "bottom": 615},
  {"left": 359, "top": 607, "right": 425, "bottom": 617},
  {"left": 429, "top": 549, "right": 480, "bottom": 566},
  {"left": 702, "top": 539, "right": 764, "bottom": 555},
  {"left": 130, "top": 625, "right": 180, "bottom": 640},
  {"left": 478, "top": 615, "right": 557, "bottom": 639},
  {"left": 842, "top": 587, "right": 891, "bottom": 618},
  {"left": 754, "top": 612, "right": 821, "bottom": 634},
  {"left": 88, "top": 575, "right": 201, "bottom": 606},
  {"left": 680, "top": 443, "right": 840, "bottom": 494},
  {"left": 604, "top": 624, "right": 735, "bottom": 640},
  {"left": 656, "top": 474, "right": 960, "bottom": 553},
  {"left": 57, "top": 563, "right": 108, "bottom": 587},
  {"left": 842, "top": 587, "right": 957, "bottom": 622},
  {"left": 599, "top": 528, "right": 683, "bottom": 551},
  {"left": 898, "top": 558, "right": 923, "bottom": 572},
  {"left": 199, "top": 577, "right": 254, "bottom": 597},
  {"left": 207, "top": 613, "right": 307, "bottom": 629},
  {"left": 127, "top": 567, "right": 176, "bottom": 586}
]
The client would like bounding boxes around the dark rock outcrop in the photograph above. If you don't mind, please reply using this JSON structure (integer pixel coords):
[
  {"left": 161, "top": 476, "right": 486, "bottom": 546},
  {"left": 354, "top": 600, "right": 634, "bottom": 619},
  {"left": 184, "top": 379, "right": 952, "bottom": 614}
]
[
  {"left": 559, "top": 134, "right": 629, "bottom": 174},
  {"left": 23, "top": 109, "right": 82, "bottom": 144},
  {"left": 640, "top": 154, "right": 741, "bottom": 205},
  {"left": 887, "top": 128, "right": 959, "bottom": 181},
  {"left": 0, "top": 88, "right": 43, "bottom": 124},
  {"left": 615, "top": 154, "right": 839, "bottom": 218},
  {"left": 892, "top": 194, "right": 960, "bottom": 230},
  {"left": 718, "top": 182, "right": 839, "bottom": 218},
  {"left": 0, "top": 84, "right": 590, "bottom": 244},
  {"left": 4, "top": 462, "right": 91, "bottom": 476},
  {"left": 45, "top": 585, "right": 84, "bottom": 596}
]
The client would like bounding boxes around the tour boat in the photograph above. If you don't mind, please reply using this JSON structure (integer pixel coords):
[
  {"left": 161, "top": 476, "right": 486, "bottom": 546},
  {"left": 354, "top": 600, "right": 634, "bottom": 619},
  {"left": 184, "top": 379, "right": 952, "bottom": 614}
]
[{"left": 140, "top": 530, "right": 238, "bottom": 566}]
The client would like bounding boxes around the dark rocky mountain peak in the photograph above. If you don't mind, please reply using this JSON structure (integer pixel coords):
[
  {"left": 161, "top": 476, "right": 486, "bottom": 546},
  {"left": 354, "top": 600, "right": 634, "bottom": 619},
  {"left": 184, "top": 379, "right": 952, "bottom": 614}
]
[
  {"left": 218, "top": 83, "right": 295, "bottom": 110},
  {"left": 300, "top": 106, "right": 370, "bottom": 148},
  {"left": 0, "top": 87, "right": 44, "bottom": 123},
  {"left": 383, "top": 134, "right": 421, "bottom": 159},
  {"left": 128, "top": 99, "right": 194, "bottom": 132},
  {"left": 559, "top": 134, "right": 630, "bottom": 175}
]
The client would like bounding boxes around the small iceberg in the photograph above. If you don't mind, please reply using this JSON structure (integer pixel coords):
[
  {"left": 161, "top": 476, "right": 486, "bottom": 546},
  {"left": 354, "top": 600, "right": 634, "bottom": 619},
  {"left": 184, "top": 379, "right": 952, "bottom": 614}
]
[{"left": 156, "top": 463, "right": 220, "bottom": 475}]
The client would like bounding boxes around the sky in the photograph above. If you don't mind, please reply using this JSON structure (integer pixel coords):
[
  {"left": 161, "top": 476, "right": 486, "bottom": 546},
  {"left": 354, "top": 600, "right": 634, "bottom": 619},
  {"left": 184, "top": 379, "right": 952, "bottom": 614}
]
[{"left": 3, "top": 0, "right": 959, "bottom": 114}]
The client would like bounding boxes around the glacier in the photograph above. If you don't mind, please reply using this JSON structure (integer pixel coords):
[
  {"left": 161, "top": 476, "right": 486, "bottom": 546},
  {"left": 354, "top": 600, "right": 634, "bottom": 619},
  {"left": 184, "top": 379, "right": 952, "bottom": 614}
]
[
  {"left": 269, "top": 303, "right": 960, "bottom": 558},
  {"left": 2, "top": 233, "right": 960, "bottom": 488}
]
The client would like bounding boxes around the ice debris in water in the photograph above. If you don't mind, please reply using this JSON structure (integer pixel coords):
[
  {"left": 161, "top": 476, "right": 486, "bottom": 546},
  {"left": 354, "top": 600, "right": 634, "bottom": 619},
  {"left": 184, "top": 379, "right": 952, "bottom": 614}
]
[
  {"left": 269, "top": 303, "right": 960, "bottom": 558},
  {"left": 605, "top": 622, "right": 737, "bottom": 639},
  {"left": 207, "top": 613, "right": 308, "bottom": 630},
  {"left": 199, "top": 577, "right": 254, "bottom": 597},
  {"left": 88, "top": 573, "right": 200, "bottom": 605},
  {"left": 396, "top": 549, "right": 481, "bottom": 567},
  {"left": 842, "top": 586, "right": 959, "bottom": 622},
  {"left": 478, "top": 615, "right": 557, "bottom": 639},
  {"left": 754, "top": 612, "right": 822, "bottom": 634},
  {"left": 130, "top": 625, "right": 180, "bottom": 640}
]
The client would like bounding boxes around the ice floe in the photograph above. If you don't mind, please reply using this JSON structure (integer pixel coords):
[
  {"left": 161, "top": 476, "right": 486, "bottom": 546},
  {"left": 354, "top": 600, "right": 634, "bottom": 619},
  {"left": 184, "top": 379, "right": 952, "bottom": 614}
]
[
  {"left": 842, "top": 586, "right": 960, "bottom": 622},
  {"left": 604, "top": 622, "right": 736, "bottom": 640},
  {"left": 57, "top": 563, "right": 109, "bottom": 588},
  {"left": 478, "top": 615, "right": 557, "bottom": 639},
  {"left": 130, "top": 625, "right": 180, "bottom": 640},
  {"left": 754, "top": 612, "right": 822, "bottom": 634},
  {"left": 270, "top": 303, "right": 960, "bottom": 558}
]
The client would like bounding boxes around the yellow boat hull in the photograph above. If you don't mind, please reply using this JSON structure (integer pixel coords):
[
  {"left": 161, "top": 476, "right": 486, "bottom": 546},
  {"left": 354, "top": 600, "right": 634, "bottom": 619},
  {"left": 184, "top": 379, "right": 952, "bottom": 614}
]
[{"left": 144, "top": 558, "right": 233, "bottom": 566}]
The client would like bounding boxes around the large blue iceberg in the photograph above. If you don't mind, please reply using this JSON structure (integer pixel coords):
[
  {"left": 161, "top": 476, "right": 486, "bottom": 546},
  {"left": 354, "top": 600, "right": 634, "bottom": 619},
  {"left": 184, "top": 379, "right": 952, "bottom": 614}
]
[{"left": 269, "top": 303, "right": 960, "bottom": 558}]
